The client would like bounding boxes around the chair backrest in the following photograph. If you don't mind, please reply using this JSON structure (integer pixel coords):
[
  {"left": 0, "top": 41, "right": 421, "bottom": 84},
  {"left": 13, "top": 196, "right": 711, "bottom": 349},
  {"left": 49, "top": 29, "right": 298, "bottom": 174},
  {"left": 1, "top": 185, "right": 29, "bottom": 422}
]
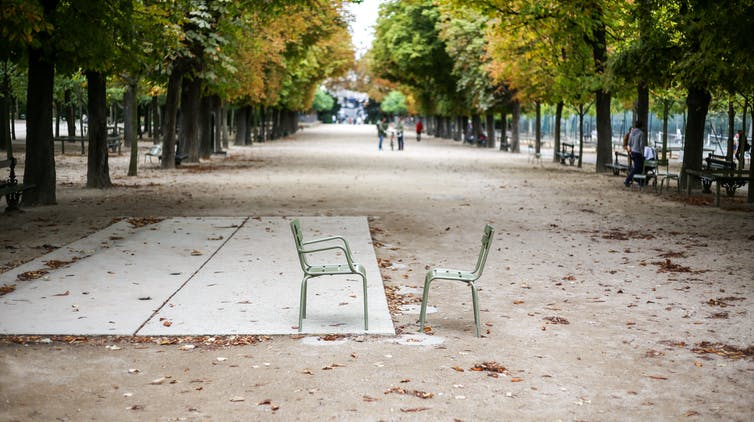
[
  {"left": 472, "top": 224, "right": 494, "bottom": 277},
  {"left": 290, "top": 219, "right": 309, "bottom": 270}
]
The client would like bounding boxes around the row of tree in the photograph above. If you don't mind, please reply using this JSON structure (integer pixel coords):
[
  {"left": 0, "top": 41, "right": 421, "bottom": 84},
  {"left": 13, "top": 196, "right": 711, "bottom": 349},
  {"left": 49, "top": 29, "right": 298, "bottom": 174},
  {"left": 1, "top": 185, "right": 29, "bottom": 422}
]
[
  {"left": 365, "top": 0, "right": 754, "bottom": 201},
  {"left": 1, "top": 0, "right": 354, "bottom": 205}
]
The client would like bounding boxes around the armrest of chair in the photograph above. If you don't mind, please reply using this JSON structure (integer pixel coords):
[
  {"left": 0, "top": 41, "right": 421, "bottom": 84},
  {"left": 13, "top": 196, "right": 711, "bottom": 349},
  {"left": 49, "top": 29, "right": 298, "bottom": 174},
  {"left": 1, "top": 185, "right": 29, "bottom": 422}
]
[
  {"left": 299, "top": 241, "right": 358, "bottom": 272},
  {"left": 303, "top": 235, "right": 353, "bottom": 255}
]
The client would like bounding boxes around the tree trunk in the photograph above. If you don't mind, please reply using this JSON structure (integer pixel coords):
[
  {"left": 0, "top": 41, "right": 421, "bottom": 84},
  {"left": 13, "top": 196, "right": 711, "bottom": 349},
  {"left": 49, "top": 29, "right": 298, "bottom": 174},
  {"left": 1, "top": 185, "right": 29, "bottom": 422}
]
[
  {"left": 486, "top": 113, "right": 495, "bottom": 148},
  {"left": 738, "top": 104, "right": 754, "bottom": 204},
  {"left": 589, "top": 5, "right": 613, "bottom": 173},
  {"left": 23, "top": 47, "right": 57, "bottom": 205},
  {"left": 125, "top": 80, "right": 138, "bottom": 176},
  {"left": 150, "top": 95, "right": 159, "bottom": 141},
  {"left": 213, "top": 96, "right": 224, "bottom": 152},
  {"left": 180, "top": 77, "right": 201, "bottom": 162},
  {"left": 727, "top": 100, "right": 735, "bottom": 160},
  {"left": 85, "top": 71, "right": 112, "bottom": 188},
  {"left": 661, "top": 100, "right": 670, "bottom": 161},
  {"left": 64, "top": 89, "right": 76, "bottom": 137},
  {"left": 161, "top": 70, "right": 183, "bottom": 169},
  {"left": 220, "top": 102, "right": 228, "bottom": 149},
  {"left": 235, "top": 106, "right": 248, "bottom": 145},
  {"left": 499, "top": 111, "right": 507, "bottom": 151},
  {"left": 471, "top": 114, "right": 481, "bottom": 145},
  {"left": 681, "top": 87, "right": 711, "bottom": 188},
  {"left": 553, "top": 102, "right": 563, "bottom": 162},
  {"left": 578, "top": 105, "right": 585, "bottom": 168},
  {"left": 0, "top": 68, "right": 10, "bottom": 153},
  {"left": 595, "top": 90, "right": 613, "bottom": 172},
  {"left": 535, "top": 102, "right": 542, "bottom": 155},
  {"left": 199, "top": 94, "right": 213, "bottom": 159},
  {"left": 511, "top": 100, "right": 520, "bottom": 153}
]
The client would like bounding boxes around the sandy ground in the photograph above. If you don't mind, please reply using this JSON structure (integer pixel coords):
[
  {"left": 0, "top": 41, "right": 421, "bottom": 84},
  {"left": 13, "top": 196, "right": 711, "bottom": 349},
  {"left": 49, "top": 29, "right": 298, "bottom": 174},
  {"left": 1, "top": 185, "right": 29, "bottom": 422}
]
[{"left": 0, "top": 124, "right": 752, "bottom": 421}]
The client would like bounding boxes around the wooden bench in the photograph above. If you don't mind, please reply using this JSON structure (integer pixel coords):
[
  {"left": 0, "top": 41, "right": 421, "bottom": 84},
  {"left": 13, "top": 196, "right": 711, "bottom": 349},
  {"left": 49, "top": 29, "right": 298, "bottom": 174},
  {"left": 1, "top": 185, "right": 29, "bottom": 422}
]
[
  {"left": 630, "top": 159, "right": 658, "bottom": 190},
  {"left": 0, "top": 157, "right": 35, "bottom": 212},
  {"left": 685, "top": 169, "right": 748, "bottom": 206},
  {"left": 605, "top": 151, "right": 630, "bottom": 175},
  {"left": 704, "top": 153, "right": 736, "bottom": 172},
  {"left": 555, "top": 142, "right": 579, "bottom": 165},
  {"left": 54, "top": 136, "right": 87, "bottom": 155}
]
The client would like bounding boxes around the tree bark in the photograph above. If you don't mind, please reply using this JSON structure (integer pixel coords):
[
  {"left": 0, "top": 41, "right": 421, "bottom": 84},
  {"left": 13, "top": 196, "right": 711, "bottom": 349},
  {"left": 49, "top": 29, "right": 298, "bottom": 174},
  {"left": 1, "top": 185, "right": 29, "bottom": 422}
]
[
  {"left": 534, "top": 101, "right": 542, "bottom": 157},
  {"left": 125, "top": 80, "right": 138, "bottom": 176},
  {"left": 499, "top": 111, "right": 507, "bottom": 151},
  {"left": 199, "top": 94, "right": 213, "bottom": 159},
  {"left": 590, "top": 4, "right": 613, "bottom": 173},
  {"left": 85, "top": 70, "right": 112, "bottom": 188},
  {"left": 64, "top": 89, "right": 76, "bottom": 137},
  {"left": 180, "top": 77, "right": 201, "bottom": 162},
  {"left": 486, "top": 113, "right": 495, "bottom": 148},
  {"left": 511, "top": 100, "right": 520, "bottom": 153},
  {"left": 23, "top": 47, "right": 57, "bottom": 205},
  {"left": 727, "top": 100, "right": 735, "bottom": 160},
  {"left": 681, "top": 87, "right": 711, "bottom": 188},
  {"left": 0, "top": 67, "right": 10, "bottom": 153},
  {"left": 235, "top": 106, "right": 248, "bottom": 145},
  {"left": 553, "top": 102, "right": 563, "bottom": 162},
  {"left": 161, "top": 70, "right": 183, "bottom": 169}
]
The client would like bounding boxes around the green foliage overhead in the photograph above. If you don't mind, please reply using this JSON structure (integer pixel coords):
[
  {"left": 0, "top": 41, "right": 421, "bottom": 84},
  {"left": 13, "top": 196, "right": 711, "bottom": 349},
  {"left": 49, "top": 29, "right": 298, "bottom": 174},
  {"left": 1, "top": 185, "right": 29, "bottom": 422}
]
[
  {"left": 312, "top": 87, "right": 335, "bottom": 112},
  {"left": 380, "top": 90, "right": 408, "bottom": 115}
]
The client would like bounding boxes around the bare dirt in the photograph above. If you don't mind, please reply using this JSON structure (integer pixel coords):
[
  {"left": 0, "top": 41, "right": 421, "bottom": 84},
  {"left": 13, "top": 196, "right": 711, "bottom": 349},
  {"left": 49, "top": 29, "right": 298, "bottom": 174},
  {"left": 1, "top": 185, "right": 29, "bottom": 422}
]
[{"left": 1, "top": 124, "right": 752, "bottom": 421}]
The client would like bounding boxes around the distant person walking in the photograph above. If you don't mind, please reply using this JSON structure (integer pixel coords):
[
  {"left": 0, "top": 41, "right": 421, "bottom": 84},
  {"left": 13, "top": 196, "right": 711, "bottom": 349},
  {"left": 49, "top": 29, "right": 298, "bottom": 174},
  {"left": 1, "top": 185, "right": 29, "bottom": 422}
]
[
  {"left": 377, "top": 117, "right": 388, "bottom": 151},
  {"left": 396, "top": 118, "right": 405, "bottom": 151},
  {"left": 415, "top": 119, "right": 423, "bottom": 142},
  {"left": 624, "top": 120, "right": 647, "bottom": 187}
]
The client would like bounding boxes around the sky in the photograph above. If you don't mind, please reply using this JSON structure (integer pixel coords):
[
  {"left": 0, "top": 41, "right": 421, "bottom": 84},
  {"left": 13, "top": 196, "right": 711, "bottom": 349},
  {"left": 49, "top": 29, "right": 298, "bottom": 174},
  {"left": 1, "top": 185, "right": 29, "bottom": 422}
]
[{"left": 346, "top": 0, "right": 383, "bottom": 58}]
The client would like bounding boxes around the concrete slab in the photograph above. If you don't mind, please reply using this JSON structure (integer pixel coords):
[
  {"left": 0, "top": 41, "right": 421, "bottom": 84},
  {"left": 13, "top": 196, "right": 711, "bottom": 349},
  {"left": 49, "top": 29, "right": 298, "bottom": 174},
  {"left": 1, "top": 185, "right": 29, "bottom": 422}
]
[{"left": 0, "top": 217, "right": 393, "bottom": 336}]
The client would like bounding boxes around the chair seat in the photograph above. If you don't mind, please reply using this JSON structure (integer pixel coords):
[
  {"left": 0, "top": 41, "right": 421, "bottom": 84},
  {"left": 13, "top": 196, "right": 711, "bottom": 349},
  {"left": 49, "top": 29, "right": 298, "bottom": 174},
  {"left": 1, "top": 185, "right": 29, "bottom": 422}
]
[
  {"left": 430, "top": 268, "right": 476, "bottom": 282},
  {"left": 306, "top": 263, "right": 365, "bottom": 276}
]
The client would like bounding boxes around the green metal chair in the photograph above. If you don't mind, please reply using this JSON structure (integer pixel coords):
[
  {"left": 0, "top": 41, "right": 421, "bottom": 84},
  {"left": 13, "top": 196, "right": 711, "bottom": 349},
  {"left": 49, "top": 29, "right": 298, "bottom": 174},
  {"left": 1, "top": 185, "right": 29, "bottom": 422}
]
[
  {"left": 419, "top": 224, "right": 494, "bottom": 337},
  {"left": 290, "top": 219, "right": 368, "bottom": 332}
]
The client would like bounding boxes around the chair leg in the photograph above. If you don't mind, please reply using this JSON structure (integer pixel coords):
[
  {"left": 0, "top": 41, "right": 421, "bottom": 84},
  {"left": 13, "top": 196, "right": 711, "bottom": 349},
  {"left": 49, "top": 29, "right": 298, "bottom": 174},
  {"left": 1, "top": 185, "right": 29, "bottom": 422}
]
[
  {"left": 470, "top": 283, "right": 481, "bottom": 337},
  {"left": 298, "top": 276, "right": 310, "bottom": 332},
  {"left": 361, "top": 272, "right": 369, "bottom": 331},
  {"left": 418, "top": 273, "right": 433, "bottom": 333}
]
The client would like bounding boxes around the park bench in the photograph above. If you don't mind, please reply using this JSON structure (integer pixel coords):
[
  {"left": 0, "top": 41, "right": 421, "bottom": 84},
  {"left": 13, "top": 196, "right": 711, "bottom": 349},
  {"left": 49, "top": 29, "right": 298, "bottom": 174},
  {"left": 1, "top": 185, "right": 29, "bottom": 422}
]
[
  {"left": 605, "top": 151, "right": 630, "bottom": 175},
  {"left": 290, "top": 219, "right": 368, "bottom": 332},
  {"left": 0, "top": 157, "right": 34, "bottom": 213},
  {"left": 630, "top": 159, "right": 658, "bottom": 191},
  {"left": 54, "top": 136, "right": 87, "bottom": 155},
  {"left": 556, "top": 142, "right": 579, "bottom": 165},
  {"left": 685, "top": 153, "right": 747, "bottom": 206},
  {"left": 419, "top": 224, "right": 494, "bottom": 337},
  {"left": 704, "top": 153, "right": 736, "bottom": 172}
]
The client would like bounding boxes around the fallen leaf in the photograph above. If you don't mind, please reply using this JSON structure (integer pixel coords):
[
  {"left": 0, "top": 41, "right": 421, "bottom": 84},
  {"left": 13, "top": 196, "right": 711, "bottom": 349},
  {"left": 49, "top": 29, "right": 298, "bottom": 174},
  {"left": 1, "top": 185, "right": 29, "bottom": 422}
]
[
  {"left": 162, "top": 321, "right": 172, "bottom": 327},
  {"left": 451, "top": 366, "right": 465, "bottom": 372},
  {"left": 401, "top": 407, "right": 431, "bottom": 413},
  {"left": 53, "top": 290, "right": 70, "bottom": 297},
  {"left": 190, "top": 250, "right": 203, "bottom": 256},
  {"left": 229, "top": 397, "right": 245, "bottom": 402},
  {"left": 150, "top": 377, "right": 166, "bottom": 385},
  {"left": 0, "top": 284, "right": 17, "bottom": 296},
  {"left": 362, "top": 395, "right": 379, "bottom": 402},
  {"left": 510, "top": 378, "right": 524, "bottom": 383},
  {"left": 513, "top": 300, "right": 525, "bottom": 305}
]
